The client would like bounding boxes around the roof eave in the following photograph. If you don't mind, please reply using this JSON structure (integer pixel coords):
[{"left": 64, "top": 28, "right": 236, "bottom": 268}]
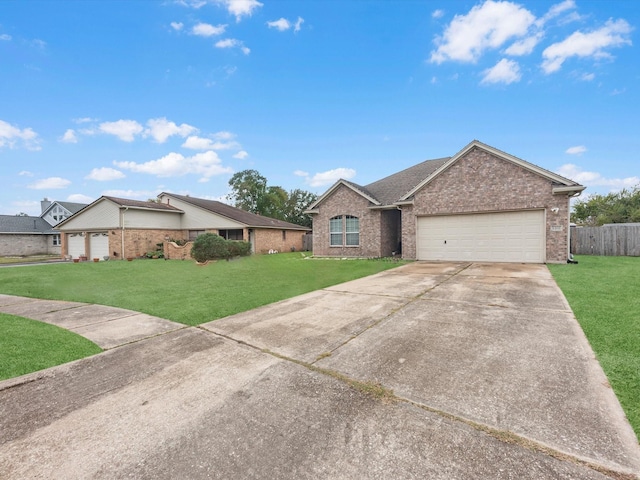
[{"left": 553, "top": 185, "right": 586, "bottom": 195}]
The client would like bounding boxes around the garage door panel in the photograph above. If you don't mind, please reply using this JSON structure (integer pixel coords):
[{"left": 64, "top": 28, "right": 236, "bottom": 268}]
[
  {"left": 417, "top": 211, "right": 545, "bottom": 263},
  {"left": 89, "top": 232, "right": 109, "bottom": 260},
  {"left": 68, "top": 234, "right": 85, "bottom": 259}
]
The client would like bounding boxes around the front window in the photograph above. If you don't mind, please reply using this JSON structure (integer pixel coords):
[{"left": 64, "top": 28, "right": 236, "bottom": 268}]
[
  {"left": 330, "top": 216, "right": 343, "bottom": 246},
  {"left": 218, "top": 229, "right": 243, "bottom": 240},
  {"left": 330, "top": 215, "right": 359, "bottom": 246},
  {"left": 188, "top": 230, "right": 205, "bottom": 241},
  {"left": 52, "top": 234, "right": 61, "bottom": 246}
]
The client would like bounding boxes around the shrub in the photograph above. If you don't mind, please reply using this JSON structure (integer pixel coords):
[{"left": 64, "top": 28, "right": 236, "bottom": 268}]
[
  {"left": 191, "top": 233, "right": 229, "bottom": 262},
  {"left": 227, "top": 241, "right": 252, "bottom": 257}
]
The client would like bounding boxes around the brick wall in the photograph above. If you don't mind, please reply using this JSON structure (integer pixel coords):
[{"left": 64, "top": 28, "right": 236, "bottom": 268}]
[
  {"left": 311, "top": 185, "right": 382, "bottom": 257},
  {"left": 0, "top": 234, "right": 56, "bottom": 256},
  {"left": 410, "top": 147, "right": 571, "bottom": 263},
  {"left": 253, "top": 228, "right": 306, "bottom": 254}
]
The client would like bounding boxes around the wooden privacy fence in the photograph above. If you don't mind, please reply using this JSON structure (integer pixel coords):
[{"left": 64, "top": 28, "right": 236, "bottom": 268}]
[{"left": 571, "top": 224, "right": 640, "bottom": 256}]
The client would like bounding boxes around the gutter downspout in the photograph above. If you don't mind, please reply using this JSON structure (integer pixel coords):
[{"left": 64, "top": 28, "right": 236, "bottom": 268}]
[{"left": 121, "top": 206, "right": 128, "bottom": 259}]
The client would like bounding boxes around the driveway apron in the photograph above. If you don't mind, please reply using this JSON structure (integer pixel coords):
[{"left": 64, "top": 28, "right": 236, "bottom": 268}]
[{"left": 1, "top": 262, "right": 639, "bottom": 479}]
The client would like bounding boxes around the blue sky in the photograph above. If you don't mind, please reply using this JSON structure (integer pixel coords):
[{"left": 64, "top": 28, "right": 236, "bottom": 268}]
[{"left": 1, "top": 0, "right": 638, "bottom": 215}]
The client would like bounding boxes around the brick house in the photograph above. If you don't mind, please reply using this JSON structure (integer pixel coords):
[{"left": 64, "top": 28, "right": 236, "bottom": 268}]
[
  {"left": 0, "top": 199, "right": 86, "bottom": 257},
  {"left": 306, "top": 140, "right": 585, "bottom": 263},
  {"left": 56, "top": 193, "right": 310, "bottom": 260}
]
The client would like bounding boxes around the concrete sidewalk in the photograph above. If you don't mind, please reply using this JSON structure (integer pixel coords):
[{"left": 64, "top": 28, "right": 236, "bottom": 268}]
[
  {"left": 1, "top": 262, "right": 639, "bottom": 479},
  {"left": 0, "top": 294, "right": 184, "bottom": 349}
]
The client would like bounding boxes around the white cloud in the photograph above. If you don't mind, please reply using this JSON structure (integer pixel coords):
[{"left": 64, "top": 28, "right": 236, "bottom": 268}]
[
  {"left": 18, "top": 170, "right": 33, "bottom": 176},
  {"left": 74, "top": 117, "right": 97, "bottom": 124},
  {"left": 60, "top": 129, "right": 78, "bottom": 143},
  {"left": 85, "top": 167, "right": 126, "bottom": 181},
  {"left": 430, "top": 0, "right": 535, "bottom": 64},
  {"left": 99, "top": 119, "right": 144, "bottom": 142},
  {"left": 540, "top": 0, "right": 576, "bottom": 25},
  {"left": 145, "top": 117, "right": 198, "bottom": 143},
  {"left": 114, "top": 150, "right": 233, "bottom": 179},
  {"left": 504, "top": 33, "right": 543, "bottom": 56},
  {"left": 541, "top": 19, "right": 632, "bottom": 74},
  {"left": 192, "top": 22, "right": 226, "bottom": 37},
  {"left": 294, "top": 17, "right": 304, "bottom": 33},
  {"left": 556, "top": 164, "right": 639, "bottom": 189},
  {"left": 181, "top": 135, "right": 238, "bottom": 150},
  {"left": 28, "top": 177, "right": 71, "bottom": 189},
  {"left": 481, "top": 58, "right": 521, "bottom": 84},
  {"left": 0, "top": 34, "right": 11, "bottom": 41},
  {"left": 580, "top": 72, "right": 595, "bottom": 81},
  {"left": 215, "top": 38, "right": 250, "bottom": 54},
  {"left": 0, "top": 119, "right": 40, "bottom": 150},
  {"left": 67, "top": 193, "right": 94, "bottom": 203},
  {"left": 294, "top": 170, "right": 309, "bottom": 177},
  {"left": 218, "top": 0, "right": 263, "bottom": 21},
  {"left": 432, "top": 9, "right": 445, "bottom": 19},
  {"left": 267, "top": 18, "right": 290, "bottom": 31},
  {"left": 306, "top": 168, "right": 356, "bottom": 188},
  {"left": 212, "top": 130, "right": 235, "bottom": 140},
  {"left": 233, "top": 150, "right": 248, "bottom": 159},
  {"left": 170, "top": 21, "right": 184, "bottom": 31},
  {"left": 565, "top": 145, "right": 587, "bottom": 155}
]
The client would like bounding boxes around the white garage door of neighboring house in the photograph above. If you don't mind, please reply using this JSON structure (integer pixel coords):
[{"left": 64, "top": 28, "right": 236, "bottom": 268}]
[
  {"left": 417, "top": 210, "right": 545, "bottom": 263},
  {"left": 67, "top": 234, "right": 85, "bottom": 259},
  {"left": 89, "top": 232, "right": 110, "bottom": 260}
]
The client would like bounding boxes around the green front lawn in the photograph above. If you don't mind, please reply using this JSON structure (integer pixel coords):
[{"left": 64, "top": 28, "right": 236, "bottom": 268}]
[
  {"left": 0, "top": 313, "right": 102, "bottom": 381},
  {"left": 0, "top": 254, "right": 403, "bottom": 380},
  {"left": 0, "top": 253, "right": 404, "bottom": 326},
  {"left": 549, "top": 256, "right": 640, "bottom": 439}
]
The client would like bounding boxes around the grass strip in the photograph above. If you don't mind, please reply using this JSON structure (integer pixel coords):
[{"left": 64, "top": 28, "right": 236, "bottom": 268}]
[
  {"left": 548, "top": 255, "right": 640, "bottom": 441},
  {"left": 0, "top": 313, "right": 102, "bottom": 380}
]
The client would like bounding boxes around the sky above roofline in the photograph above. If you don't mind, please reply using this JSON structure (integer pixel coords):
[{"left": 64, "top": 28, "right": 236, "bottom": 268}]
[{"left": 1, "top": 0, "right": 638, "bottom": 215}]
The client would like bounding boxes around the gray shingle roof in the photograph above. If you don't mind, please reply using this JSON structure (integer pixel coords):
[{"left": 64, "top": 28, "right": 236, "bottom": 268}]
[
  {"left": 165, "top": 193, "right": 310, "bottom": 230},
  {"left": 0, "top": 215, "right": 56, "bottom": 234},
  {"left": 363, "top": 157, "right": 450, "bottom": 205},
  {"left": 103, "top": 196, "right": 183, "bottom": 212},
  {"left": 56, "top": 201, "right": 88, "bottom": 214}
]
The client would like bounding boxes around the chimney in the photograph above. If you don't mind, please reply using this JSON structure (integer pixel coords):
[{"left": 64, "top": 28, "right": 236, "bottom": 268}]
[{"left": 41, "top": 198, "right": 52, "bottom": 214}]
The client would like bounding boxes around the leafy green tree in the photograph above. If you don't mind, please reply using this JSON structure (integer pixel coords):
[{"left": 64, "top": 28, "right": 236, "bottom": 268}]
[
  {"left": 228, "top": 170, "right": 267, "bottom": 213},
  {"left": 572, "top": 186, "right": 640, "bottom": 226},
  {"left": 283, "top": 189, "right": 317, "bottom": 228},
  {"left": 228, "top": 170, "right": 317, "bottom": 227}
]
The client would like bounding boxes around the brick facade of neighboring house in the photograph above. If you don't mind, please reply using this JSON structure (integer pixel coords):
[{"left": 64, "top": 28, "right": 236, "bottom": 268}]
[
  {"left": 57, "top": 193, "right": 310, "bottom": 260},
  {"left": 0, "top": 200, "right": 87, "bottom": 257},
  {"left": 307, "top": 141, "right": 585, "bottom": 264}
]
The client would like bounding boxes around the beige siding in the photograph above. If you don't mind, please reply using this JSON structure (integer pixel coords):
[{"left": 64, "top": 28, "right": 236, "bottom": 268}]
[
  {"left": 59, "top": 199, "right": 120, "bottom": 230},
  {"left": 124, "top": 209, "right": 182, "bottom": 229},
  {"left": 157, "top": 194, "right": 245, "bottom": 229}
]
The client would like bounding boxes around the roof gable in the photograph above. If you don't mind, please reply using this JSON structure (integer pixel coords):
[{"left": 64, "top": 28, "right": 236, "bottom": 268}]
[
  {"left": 400, "top": 140, "right": 585, "bottom": 200},
  {"left": 307, "top": 180, "right": 381, "bottom": 211}
]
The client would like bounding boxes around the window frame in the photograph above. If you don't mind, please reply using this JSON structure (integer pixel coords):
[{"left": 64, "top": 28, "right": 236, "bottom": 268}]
[{"left": 329, "top": 215, "right": 360, "bottom": 247}]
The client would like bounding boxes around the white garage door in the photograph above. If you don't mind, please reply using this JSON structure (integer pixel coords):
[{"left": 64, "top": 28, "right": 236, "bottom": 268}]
[
  {"left": 89, "top": 232, "right": 110, "bottom": 260},
  {"left": 67, "top": 233, "right": 85, "bottom": 259},
  {"left": 417, "top": 210, "right": 545, "bottom": 263}
]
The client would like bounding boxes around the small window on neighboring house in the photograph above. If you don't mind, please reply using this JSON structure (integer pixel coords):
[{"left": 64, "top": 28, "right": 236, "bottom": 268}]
[
  {"left": 188, "top": 230, "right": 205, "bottom": 241},
  {"left": 345, "top": 216, "right": 360, "bottom": 246},
  {"left": 52, "top": 234, "right": 61, "bottom": 246},
  {"left": 218, "top": 229, "right": 244, "bottom": 241},
  {"left": 330, "top": 216, "right": 343, "bottom": 246}
]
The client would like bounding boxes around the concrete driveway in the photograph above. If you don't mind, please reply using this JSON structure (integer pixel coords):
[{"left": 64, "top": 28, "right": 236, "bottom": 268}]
[{"left": 1, "top": 262, "right": 638, "bottom": 479}]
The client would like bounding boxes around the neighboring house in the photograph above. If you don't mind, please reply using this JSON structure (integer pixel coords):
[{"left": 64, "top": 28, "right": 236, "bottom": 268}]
[
  {"left": 0, "top": 199, "right": 88, "bottom": 257},
  {"left": 306, "top": 140, "right": 585, "bottom": 264},
  {"left": 56, "top": 193, "right": 311, "bottom": 260}
]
